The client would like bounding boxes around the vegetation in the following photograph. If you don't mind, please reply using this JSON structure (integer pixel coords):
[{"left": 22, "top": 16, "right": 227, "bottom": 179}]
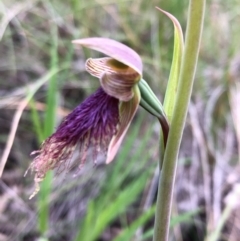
[{"left": 0, "top": 0, "right": 239, "bottom": 240}]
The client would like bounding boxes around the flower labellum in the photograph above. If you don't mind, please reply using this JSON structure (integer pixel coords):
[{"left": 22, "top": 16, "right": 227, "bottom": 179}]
[{"left": 28, "top": 38, "right": 143, "bottom": 198}]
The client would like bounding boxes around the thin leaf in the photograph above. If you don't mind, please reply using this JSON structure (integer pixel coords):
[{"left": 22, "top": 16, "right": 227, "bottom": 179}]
[
  {"left": 156, "top": 7, "right": 184, "bottom": 122},
  {"left": 29, "top": 98, "right": 44, "bottom": 143},
  {"left": 39, "top": 23, "right": 58, "bottom": 234}
]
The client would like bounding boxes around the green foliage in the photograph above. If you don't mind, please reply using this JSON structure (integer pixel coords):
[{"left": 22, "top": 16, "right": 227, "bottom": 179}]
[
  {"left": 75, "top": 175, "right": 147, "bottom": 241},
  {"left": 153, "top": 2, "right": 206, "bottom": 241},
  {"left": 37, "top": 22, "right": 59, "bottom": 236},
  {"left": 113, "top": 205, "right": 156, "bottom": 241}
]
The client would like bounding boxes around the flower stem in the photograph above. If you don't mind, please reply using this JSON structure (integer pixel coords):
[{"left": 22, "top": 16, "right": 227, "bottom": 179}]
[{"left": 153, "top": 0, "right": 206, "bottom": 241}]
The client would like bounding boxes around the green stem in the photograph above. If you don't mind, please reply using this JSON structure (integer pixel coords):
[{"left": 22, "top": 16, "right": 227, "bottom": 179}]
[{"left": 153, "top": 0, "right": 206, "bottom": 241}]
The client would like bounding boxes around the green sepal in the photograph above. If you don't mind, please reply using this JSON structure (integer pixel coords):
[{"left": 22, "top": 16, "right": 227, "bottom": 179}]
[
  {"left": 138, "top": 79, "right": 169, "bottom": 146},
  {"left": 138, "top": 79, "right": 166, "bottom": 119}
]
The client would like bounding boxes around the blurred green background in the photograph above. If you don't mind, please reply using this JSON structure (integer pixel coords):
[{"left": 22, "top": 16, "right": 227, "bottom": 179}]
[{"left": 0, "top": 0, "right": 240, "bottom": 240}]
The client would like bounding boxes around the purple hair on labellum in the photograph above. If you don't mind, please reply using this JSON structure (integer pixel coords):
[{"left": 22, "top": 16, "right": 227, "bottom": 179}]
[{"left": 31, "top": 87, "right": 119, "bottom": 181}]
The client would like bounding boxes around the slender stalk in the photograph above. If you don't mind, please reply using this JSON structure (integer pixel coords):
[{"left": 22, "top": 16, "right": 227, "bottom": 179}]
[{"left": 153, "top": 1, "right": 206, "bottom": 241}]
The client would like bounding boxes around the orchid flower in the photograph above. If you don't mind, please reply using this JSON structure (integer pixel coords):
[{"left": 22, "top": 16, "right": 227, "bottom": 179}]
[{"left": 29, "top": 37, "right": 168, "bottom": 198}]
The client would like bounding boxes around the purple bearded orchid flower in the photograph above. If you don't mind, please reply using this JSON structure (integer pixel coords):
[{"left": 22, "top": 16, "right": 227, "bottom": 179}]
[{"left": 28, "top": 38, "right": 143, "bottom": 198}]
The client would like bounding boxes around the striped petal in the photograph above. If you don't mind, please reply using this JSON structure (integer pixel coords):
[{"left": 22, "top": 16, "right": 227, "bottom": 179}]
[
  {"left": 86, "top": 57, "right": 140, "bottom": 101},
  {"left": 100, "top": 72, "right": 134, "bottom": 101},
  {"left": 106, "top": 85, "right": 141, "bottom": 164},
  {"left": 86, "top": 57, "right": 113, "bottom": 78},
  {"left": 86, "top": 57, "right": 140, "bottom": 78},
  {"left": 72, "top": 37, "right": 143, "bottom": 76}
]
